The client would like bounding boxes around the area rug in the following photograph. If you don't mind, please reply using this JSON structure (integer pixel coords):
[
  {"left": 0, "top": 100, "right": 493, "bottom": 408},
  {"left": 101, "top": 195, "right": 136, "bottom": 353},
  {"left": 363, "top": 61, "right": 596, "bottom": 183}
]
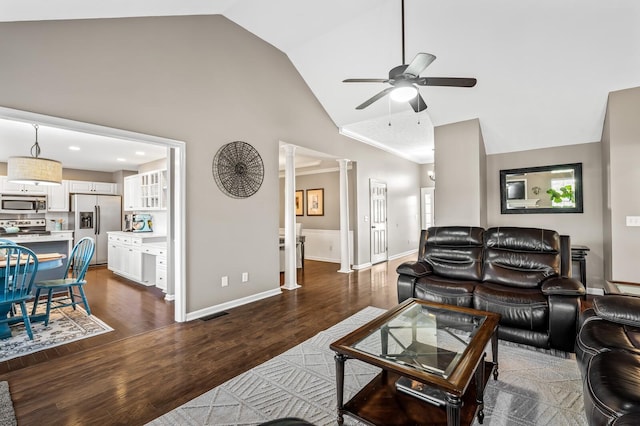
[
  {"left": 0, "top": 382, "right": 16, "bottom": 426},
  {"left": 0, "top": 302, "right": 113, "bottom": 362},
  {"left": 149, "top": 307, "right": 586, "bottom": 426}
]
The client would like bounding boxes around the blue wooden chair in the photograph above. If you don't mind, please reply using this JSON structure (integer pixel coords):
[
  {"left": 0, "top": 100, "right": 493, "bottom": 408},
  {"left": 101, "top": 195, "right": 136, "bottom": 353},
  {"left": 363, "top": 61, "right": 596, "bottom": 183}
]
[
  {"left": 31, "top": 237, "right": 95, "bottom": 325},
  {"left": 0, "top": 244, "right": 39, "bottom": 340}
]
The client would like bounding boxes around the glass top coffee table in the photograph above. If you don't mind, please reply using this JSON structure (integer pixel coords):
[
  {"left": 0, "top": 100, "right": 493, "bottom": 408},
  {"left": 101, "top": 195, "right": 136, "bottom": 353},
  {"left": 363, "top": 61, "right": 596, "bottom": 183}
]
[{"left": 330, "top": 298, "right": 500, "bottom": 426}]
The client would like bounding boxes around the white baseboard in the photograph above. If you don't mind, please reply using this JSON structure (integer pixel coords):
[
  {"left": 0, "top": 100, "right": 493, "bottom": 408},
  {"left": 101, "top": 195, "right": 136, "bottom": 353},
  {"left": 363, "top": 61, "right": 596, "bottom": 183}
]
[
  {"left": 305, "top": 255, "right": 339, "bottom": 264},
  {"left": 352, "top": 262, "right": 372, "bottom": 270},
  {"left": 388, "top": 249, "right": 418, "bottom": 261},
  {"left": 185, "top": 287, "right": 282, "bottom": 321}
]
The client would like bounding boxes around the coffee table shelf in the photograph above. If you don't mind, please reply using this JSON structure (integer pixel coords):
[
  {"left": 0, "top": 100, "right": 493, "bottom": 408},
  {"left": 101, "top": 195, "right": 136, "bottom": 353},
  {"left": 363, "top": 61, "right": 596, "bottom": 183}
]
[{"left": 343, "top": 363, "right": 495, "bottom": 426}]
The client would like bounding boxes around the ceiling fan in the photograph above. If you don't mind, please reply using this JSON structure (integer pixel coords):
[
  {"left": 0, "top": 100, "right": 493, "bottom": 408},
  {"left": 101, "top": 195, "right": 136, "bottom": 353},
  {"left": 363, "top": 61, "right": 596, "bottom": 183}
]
[{"left": 343, "top": 0, "right": 477, "bottom": 112}]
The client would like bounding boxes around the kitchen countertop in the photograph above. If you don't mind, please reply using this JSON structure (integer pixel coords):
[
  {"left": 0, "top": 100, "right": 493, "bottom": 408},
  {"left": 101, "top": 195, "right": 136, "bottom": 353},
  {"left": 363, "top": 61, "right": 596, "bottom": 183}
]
[
  {"left": 108, "top": 231, "right": 166, "bottom": 243},
  {"left": 2, "top": 231, "right": 74, "bottom": 243}
]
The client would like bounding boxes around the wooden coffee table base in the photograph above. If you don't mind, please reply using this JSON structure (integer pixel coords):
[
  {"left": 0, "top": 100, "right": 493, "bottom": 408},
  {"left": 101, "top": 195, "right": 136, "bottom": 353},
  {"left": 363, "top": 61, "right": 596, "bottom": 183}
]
[{"left": 335, "top": 357, "right": 496, "bottom": 426}]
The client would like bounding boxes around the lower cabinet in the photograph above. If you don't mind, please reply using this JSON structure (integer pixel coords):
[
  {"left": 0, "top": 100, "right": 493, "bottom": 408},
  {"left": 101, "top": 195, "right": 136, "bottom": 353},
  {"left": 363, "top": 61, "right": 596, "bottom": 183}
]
[{"left": 108, "top": 232, "right": 166, "bottom": 290}]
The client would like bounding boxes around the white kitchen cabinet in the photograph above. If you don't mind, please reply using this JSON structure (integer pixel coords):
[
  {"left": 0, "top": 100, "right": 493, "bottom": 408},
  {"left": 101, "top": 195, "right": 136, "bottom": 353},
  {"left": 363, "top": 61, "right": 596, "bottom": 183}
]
[
  {"left": 108, "top": 232, "right": 166, "bottom": 287},
  {"left": 123, "top": 175, "right": 142, "bottom": 211},
  {"left": 107, "top": 233, "right": 145, "bottom": 284},
  {"left": 47, "top": 180, "right": 70, "bottom": 211},
  {"left": 124, "top": 169, "right": 166, "bottom": 211},
  {"left": 68, "top": 180, "right": 118, "bottom": 195},
  {"left": 141, "top": 243, "right": 167, "bottom": 292},
  {"left": 0, "top": 176, "right": 47, "bottom": 194}
]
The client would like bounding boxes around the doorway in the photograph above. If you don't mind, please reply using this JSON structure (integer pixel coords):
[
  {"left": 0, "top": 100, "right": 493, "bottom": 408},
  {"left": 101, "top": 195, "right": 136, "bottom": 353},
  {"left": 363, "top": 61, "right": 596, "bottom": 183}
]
[
  {"left": 420, "top": 187, "right": 435, "bottom": 229},
  {"left": 0, "top": 106, "right": 187, "bottom": 322},
  {"left": 370, "top": 179, "right": 387, "bottom": 264}
]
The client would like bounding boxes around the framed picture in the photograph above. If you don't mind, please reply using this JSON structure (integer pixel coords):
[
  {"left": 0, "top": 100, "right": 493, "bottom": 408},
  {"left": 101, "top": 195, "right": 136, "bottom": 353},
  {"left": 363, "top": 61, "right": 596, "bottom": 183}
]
[
  {"left": 295, "top": 190, "right": 304, "bottom": 216},
  {"left": 306, "top": 188, "right": 324, "bottom": 216}
]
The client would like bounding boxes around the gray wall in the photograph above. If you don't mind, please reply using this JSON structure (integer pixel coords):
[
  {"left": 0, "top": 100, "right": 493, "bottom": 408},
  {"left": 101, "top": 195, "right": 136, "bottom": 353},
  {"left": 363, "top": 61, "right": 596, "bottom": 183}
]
[
  {"left": 602, "top": 86, "right": 640, "bottom": 283},
  {"left": 279, "top": 169, "right": 356, "bottom": 231},
  {"left": 434, "top": 119, "right": 486, "bottom": 227},
  {"left": 486, "top": 142, "right": 604, "bottom": 289},
  {"left": 0, "top": 16, "right": 420, "bottom": 312}
]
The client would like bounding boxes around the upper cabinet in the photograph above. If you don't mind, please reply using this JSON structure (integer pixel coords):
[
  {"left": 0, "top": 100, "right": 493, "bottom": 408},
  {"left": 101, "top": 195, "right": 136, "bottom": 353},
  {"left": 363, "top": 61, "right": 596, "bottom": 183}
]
[
  {"left": 67, "top": 180, "right": 118, "bottom": 195},
  {"left": 124, "top": 169, "right": 166, "bottom": 211},
  {"left": 0, "top": 176, "right": 47, "bottom": 194},
  {"left": 47, "top": 180, "right": 70, "bottom": 212}
]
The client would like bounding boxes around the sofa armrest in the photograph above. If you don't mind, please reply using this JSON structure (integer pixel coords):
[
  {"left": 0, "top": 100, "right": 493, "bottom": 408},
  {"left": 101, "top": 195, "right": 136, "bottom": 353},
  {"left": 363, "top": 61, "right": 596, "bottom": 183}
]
[
  {"left": 541, "top": 277, "right": 585, "bottom": 296},
  {"left": 593, "top": 295, "right": 640, "bottom": 327},
  {"left": 396, "top": 261, "right": 432, "bottom": 278}
]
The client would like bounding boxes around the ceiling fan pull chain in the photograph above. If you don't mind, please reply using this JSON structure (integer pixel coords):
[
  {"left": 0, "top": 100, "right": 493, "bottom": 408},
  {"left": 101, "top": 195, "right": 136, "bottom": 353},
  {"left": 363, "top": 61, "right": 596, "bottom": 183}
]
[{"left": 388, "top": 97, "right": 392, "bottom": 126}]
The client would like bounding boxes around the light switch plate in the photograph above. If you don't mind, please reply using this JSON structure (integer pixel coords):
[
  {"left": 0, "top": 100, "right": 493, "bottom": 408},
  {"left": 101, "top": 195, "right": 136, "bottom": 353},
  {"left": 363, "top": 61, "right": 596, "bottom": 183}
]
[
  {"left": 242, "top": 272, "right": 249, "bottom": 282},
  {"left": 221, "top": 276, "right": 229, "bottom": 287},
  {"left": 626, "top": 216, "right": 640, "bottom": 227}
]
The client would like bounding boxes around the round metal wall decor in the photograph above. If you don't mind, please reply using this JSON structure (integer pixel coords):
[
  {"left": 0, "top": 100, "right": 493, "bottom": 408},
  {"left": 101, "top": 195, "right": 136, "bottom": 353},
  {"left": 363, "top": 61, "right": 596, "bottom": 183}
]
[{"left": 212, "top": 141, "right": 264, "bottom": 198}]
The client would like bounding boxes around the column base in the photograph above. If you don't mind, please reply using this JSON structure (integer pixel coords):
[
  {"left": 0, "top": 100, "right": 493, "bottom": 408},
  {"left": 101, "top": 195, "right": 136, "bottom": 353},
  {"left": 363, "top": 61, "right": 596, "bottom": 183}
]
[
  {"left": 337, "top": 268, "right": 353, "bottom": 274},
  {"left": 281, "top": 283, "right": 302, "bottom": 291}
]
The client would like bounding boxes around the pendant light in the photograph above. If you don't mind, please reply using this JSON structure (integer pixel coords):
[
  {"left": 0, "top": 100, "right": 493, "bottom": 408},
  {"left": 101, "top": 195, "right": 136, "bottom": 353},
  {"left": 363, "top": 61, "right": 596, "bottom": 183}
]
[{"left": 8, "top": 124, "right": 62, "bottom": 186}]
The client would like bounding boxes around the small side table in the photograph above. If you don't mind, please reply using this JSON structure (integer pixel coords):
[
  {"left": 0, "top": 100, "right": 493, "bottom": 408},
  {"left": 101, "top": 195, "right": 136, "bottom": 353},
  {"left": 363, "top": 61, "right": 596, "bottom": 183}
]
[{"left": 571, "top": 245, "right": 590, "bottom": 288}]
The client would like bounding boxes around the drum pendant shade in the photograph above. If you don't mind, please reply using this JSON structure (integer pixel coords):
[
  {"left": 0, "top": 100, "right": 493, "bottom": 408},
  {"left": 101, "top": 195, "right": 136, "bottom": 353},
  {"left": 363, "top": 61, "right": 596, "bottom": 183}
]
[
  {"left": 7, "top": 124, "right": 62, "bottom": 186},
  {"left": 8, "top": 156, "right": 62, "bottom": 186}
]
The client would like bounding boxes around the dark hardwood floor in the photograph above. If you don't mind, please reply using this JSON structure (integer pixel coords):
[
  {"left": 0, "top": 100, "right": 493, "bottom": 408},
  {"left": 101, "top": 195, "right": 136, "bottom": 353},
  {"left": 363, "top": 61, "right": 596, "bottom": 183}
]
[{"left": 3, "top": 257, "right": 411, "bottom": 425}]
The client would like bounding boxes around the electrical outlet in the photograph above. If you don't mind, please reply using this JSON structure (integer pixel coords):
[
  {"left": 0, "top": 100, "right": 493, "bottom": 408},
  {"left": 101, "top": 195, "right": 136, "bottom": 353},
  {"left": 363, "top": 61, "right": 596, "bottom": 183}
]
[
  {"left": 626, "top": 216, "right": 640, "bottom": 227},
  {"left": 242, "top": 272, "right": 249, "bottom": 282},
  {"left": 221, "top": 276, "right": 228, "bottom": 287}
]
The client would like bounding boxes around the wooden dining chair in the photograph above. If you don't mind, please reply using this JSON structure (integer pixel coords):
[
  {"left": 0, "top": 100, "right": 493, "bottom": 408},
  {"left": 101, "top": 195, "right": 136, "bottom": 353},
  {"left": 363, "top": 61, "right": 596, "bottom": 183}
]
[
  {"left": 31, "top": 237, "right": 95, "bottom": 326},
  {"left": 0, "top": 244, "right": 39, "bottom": 340}
]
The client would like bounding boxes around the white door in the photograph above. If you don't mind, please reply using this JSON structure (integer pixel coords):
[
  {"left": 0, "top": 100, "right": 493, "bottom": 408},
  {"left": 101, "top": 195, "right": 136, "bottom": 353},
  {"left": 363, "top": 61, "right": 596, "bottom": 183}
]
[
  {"left": 370, "top": 179, "right": 388, "bottom": 264},
  {"left": 420, "top": 187, "right": 435, "bottom": 230}
]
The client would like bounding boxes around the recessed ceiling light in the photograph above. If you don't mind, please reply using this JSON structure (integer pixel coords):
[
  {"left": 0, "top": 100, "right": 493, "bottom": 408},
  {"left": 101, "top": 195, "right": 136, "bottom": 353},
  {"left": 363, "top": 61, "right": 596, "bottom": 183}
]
[
  {"left": 135, "top": 151, "right": 145, "bottom": 156},
  {"left": 117, "top": 158, "right": 126, "bottom": 162},
  {"left": 69, "top": 146, "right": 80, "bottom": 151}
]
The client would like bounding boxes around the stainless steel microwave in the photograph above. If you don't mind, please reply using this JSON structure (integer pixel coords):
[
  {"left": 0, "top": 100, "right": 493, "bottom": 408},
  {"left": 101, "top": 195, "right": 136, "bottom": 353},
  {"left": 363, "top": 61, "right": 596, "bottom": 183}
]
[{"left": 0, "top": 194, "right": 47, "bottom": 213}]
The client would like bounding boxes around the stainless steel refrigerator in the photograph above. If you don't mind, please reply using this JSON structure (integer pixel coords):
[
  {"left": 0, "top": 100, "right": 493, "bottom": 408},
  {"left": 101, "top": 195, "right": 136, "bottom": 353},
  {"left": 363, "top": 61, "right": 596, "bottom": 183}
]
[{"left": 70, "top": 194, "right": 122, "bottom": 265}]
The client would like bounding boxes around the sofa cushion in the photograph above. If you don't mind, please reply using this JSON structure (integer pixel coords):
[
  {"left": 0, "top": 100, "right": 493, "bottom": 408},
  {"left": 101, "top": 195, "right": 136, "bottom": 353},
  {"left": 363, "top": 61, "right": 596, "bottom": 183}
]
[
  {"left": 576, "top": 317, "right": 640, "bottom": 375},
  {"left": 483, "top": 227, "right": 560, "bottom": 288},
  {"left": 423, "top": 226, "right": 484, "bottom": 282},
  {"left": 474, "top": 282, "right": 548, "bottom": 331},
  {"left": 414, "top": 276, "right": 475, "bottom": 307},
  {"left": 584, "top": 351, "right": 640, "bottom": 424}
]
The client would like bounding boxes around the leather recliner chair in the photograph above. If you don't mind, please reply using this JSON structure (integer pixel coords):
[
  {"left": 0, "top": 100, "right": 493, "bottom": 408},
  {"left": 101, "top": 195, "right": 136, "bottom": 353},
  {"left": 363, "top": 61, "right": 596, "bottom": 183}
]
[
  {"left": 397, "top": 226, "right": 585, "bottom": 352},
  {"left": 576, "top": 295, "right": 640, "bottom": 425}
]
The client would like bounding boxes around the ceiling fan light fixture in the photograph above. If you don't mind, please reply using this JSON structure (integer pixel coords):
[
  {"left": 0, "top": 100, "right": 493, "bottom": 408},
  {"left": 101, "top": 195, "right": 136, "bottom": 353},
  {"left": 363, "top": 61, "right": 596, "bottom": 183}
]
[
  {"left": 7, "top": 124, "right": 62, "bottom": 186},
  {"left": 390, "top": 85, "right": 418, "bottom": 102}
]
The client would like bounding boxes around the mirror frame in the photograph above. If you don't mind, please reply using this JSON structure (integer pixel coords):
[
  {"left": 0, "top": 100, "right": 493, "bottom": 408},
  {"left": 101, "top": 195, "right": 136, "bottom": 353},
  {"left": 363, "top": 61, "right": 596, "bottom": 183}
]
[{"left": 500, "top": 162, "right": 583, "bottom": 214}]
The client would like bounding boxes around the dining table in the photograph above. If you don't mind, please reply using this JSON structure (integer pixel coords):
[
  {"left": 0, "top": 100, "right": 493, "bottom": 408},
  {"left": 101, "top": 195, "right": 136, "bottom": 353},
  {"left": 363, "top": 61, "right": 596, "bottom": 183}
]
[{"left": 0, "top": 252, "right": 66, "bottom": 339}]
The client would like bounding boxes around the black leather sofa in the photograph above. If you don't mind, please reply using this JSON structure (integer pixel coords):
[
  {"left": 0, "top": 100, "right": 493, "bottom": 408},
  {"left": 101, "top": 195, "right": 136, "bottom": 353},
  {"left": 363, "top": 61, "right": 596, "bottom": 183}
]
[
  {"left": 576, "top": 295, "right": 640, "bottom": 425},
  {"left": 396, "top": 226, "right": 585, "bottom": 352}
]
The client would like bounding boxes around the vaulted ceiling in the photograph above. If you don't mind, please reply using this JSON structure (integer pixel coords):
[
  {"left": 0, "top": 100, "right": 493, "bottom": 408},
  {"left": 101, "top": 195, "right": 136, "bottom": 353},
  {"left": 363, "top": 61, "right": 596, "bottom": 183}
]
[{"left": 2, "top": 0, "right": 639, "bottom": 165}]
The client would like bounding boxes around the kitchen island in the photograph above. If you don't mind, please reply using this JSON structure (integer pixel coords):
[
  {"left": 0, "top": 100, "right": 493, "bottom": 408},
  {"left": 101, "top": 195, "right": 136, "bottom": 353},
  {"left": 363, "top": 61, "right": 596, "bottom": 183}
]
[{"left": 2, "top": 231, "right": 73, "bottom": 281}]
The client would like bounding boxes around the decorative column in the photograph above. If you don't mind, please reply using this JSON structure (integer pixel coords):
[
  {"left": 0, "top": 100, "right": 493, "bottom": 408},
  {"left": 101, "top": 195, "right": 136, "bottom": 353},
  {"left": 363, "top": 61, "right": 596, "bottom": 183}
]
[
  {"left": 282, "top": 144, "right": 301, "bottom": 290},
  {"left": 337, "top": 159, "right": 352, "bottom": 273}
]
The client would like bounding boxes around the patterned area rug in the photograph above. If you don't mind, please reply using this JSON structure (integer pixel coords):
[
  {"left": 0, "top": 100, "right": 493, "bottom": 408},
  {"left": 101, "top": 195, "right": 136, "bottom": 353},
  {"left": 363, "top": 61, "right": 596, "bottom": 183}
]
[
  {"left": 0, "top": 302, "right": 113, "bottom": 362},
  {"left": 149, "top": 307, "right": 586, "bottom": 426},
  {"left": 0, "top": 382, "right": 16, "bottom": 426}
]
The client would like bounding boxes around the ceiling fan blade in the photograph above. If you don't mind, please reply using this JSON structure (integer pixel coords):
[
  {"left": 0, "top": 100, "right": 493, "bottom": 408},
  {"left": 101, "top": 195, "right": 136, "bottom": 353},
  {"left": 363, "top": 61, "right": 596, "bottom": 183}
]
[
  {"left": 343, "top": 78, "right": 389, "bottom": 83},
  {"left": 355, "top": 87, "right": 395, "bottom": 110},
  {"left": 408, "top": 93, "right": 427, "bottom": 112},
  {"left": 417, "top": 77, "right": 477, "bottom": 87},
  {"left": 403, "top": 53, "right": 436, "bottom": 77}
]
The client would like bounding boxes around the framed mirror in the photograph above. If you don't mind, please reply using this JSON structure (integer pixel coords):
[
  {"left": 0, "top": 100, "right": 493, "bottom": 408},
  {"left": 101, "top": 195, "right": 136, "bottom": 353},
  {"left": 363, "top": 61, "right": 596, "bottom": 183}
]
[{"left": 500, "top": 163, "right": 583, "bottom": 214}]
